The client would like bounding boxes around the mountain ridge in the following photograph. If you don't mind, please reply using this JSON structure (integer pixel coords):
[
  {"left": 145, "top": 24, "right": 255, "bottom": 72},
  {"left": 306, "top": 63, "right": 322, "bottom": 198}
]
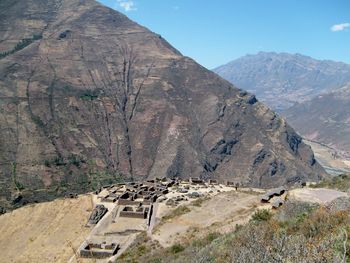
[
  {"left": 213, "top": 52, "right": 350, "bottom": 110},
  {"left": 0, "top": 0, "right": 325, "bottom": 210}
]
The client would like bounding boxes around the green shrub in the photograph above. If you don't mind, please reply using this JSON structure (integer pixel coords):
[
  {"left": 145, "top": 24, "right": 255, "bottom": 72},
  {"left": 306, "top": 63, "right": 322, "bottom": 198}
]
[
  {"left": 206, "top": 232, "right": 220, "bottom": 242},
  {"left": 251, "top": 209, "right": 273, "bottom": 222},
  {"left": 80, "top": 90, "right": 99, "bottom": 101},
  {"left": 31, "top": 115, "right": 45, "bottom": 128},
  {"left": 67, "top": 154, "right": 85, "bottom": 168},
  {"left": 170, "top": 244, "right": 184, "bottom": 254}
]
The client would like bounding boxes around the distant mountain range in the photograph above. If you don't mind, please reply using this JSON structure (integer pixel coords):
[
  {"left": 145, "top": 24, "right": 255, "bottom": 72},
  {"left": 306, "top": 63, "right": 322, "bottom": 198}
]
[
  {"left": 284, "top": 83, "right": 350, "bottom": 157},
  {"left": 214, "top": 52, "right": 350, "bottom": 110}
]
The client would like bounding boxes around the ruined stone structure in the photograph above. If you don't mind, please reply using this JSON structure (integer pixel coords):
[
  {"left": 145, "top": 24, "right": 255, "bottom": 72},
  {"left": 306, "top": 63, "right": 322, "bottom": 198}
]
[
  {"left": 260, "top": 187, "right": 287, "bottom": 203},
  {"left": 271, "top": 198, "right": 284, "bottom": 209},
  {"left": 119, "top": 205, "right": 149, "bottom": 219},
  {"left": 226, "top": 181, "right": 236, "bottom": 186},
  {"left": 79, "top": 241, "right": 119, "bottom": 258},
  {"left": 189, "top": 177, "right": 205, "bottom": 185},
  {"left": 98, "top": 179, "right": 177, "bottom": 207},
  {"left": 208, "top": 179, "right": 219, "bottom": 185}
]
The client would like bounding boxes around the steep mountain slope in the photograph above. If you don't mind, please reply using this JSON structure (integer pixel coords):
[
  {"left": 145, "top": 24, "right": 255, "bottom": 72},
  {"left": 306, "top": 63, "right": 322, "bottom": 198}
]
[
  {"left": 284, "top": 84, "right": 350, "bottom": 157},
  {"left": 0, "top": 0, "right": 325, "bottom": 209},
  {"left": 213, "top": 52, "right": 350, "bottom": 110}
]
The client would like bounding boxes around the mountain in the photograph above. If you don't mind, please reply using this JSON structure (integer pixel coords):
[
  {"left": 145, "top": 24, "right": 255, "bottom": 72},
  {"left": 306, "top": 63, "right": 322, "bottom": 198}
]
[
  {"left": 213, "top": 52, "right": 350, "bottom": 110},
  {"left": 283, "top": 83, "right": 350, "bottom": 158},
  {"left": 0, "top": 0, "right": 325, "bottom": 210}
]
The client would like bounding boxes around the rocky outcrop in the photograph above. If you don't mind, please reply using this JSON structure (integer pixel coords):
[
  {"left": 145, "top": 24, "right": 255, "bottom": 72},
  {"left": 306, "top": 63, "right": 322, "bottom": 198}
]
[
  {"left": 88, "top": 205, "right": 108, "bottom": 225},
  {"left": 0, "top": 0, "right": 326, "bottom": 209}
]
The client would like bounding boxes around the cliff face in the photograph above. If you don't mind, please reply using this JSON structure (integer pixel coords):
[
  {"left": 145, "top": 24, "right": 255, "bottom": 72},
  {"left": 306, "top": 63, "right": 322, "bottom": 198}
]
[
  {"left": 213, "top": 52, "right": 350, "bottom": 110},
  {"left": 0, "top": 0, "right": 325, "bottom": 209}
]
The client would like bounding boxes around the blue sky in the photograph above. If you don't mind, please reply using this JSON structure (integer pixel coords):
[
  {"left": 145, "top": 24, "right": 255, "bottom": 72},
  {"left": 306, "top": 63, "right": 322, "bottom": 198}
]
[{"left": 98, "top": 0, "right": 350, "bottom": 69}]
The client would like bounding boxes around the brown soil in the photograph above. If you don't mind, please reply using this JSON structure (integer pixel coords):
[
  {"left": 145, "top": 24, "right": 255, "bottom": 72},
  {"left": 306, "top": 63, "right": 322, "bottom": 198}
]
[{"left": 152, "top": 191, "right": 260, "bottom": 247}]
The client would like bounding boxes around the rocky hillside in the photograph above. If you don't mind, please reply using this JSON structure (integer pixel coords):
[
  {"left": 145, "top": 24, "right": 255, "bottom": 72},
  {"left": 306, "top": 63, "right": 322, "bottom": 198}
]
[
  {"left": 213, "top": 52, "right": 350, "bottom": 110},
  {"left": 284, "top": 84, "right": 350, "bottom": 157},
  {"left": 0, "top": 0, "right": 325, "bottom": 210}
]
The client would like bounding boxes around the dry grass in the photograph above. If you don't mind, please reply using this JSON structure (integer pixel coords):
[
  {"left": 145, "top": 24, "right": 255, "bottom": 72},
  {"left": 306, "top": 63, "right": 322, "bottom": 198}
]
[
  {"left": 190, "top": 196, "right": 210, "bottom": 207},
  {"left": 162, "top": 205, "right": 191, "bottom": 221},
  {"left": 0, "top": 195, "right": 92, "bottom": 263}
]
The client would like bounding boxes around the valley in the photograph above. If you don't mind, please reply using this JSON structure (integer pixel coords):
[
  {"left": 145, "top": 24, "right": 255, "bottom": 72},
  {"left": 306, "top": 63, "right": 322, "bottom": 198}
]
[{"left": 304, "top": 139, "right": 350, "bottom": 175}]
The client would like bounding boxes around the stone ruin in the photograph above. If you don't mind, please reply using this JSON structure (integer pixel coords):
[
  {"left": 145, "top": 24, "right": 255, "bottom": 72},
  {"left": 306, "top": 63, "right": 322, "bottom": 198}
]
[
  {"left": 271, "top": 198, "right": 284, "bottom": 209},
  {"left": 88, "top": 204, "right": 108, "bottom": 225},
  {"left": 119, "top": 204, "right": 150, "bottom": 219},
  {"left": 261, "top": 187, "right": 287, "bottom": 209},
  {"left": 80, "top": 177, "right": 249, "bottom": 260},
  {"left": 79, "top": 241, "right": 119, "bottom": 258},
  {"left": 98, "top": 179, "right": 177, "bottom": 206},
  {"left": 225, "top": 181, "right": 235, "bottom": 186},
  {"left": 208, "top": 179, "right": 219, "bottom": 185},
  {"left": 189, "top": 177, "right": 205, "bottom": 185},
  {"left": 260, "top": 187, "right": 287, "bottom": 203}
]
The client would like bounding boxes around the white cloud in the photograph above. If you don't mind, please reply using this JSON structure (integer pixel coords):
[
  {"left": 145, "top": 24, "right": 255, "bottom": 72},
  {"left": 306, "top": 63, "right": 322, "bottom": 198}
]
[
  {"left": 117, "top": 0, "right": 137, "bottom": 12},
  {"left": 331, "top": 22, "right": 350, "bottom": 32}
]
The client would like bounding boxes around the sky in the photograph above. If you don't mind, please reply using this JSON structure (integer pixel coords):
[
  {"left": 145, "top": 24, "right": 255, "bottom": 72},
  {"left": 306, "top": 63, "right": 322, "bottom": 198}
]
[{"left": 97, "top": 0, "right": 350, "bottom": 69}]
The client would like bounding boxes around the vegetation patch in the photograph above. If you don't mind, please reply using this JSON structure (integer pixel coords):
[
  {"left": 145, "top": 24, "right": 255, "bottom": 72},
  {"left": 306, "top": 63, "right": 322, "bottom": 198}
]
[
  {"left": 162, "top": 205, "right": 191, "bottom": 221},
  {"left": 44, "top": 154, "right": 86, "bottom": 168},
  {"left": 190, "top": 196, "right": 210, "bottom": 207},
  {"left": 310, "top": 174, "right": 350, "bottom": 192},
  {"left": 169, "top": 244, "right": 185, "bottom": 254},
  {"left": 0, "top": 34, "right": 42, "bottom": 59},
  {"left": 80, "top": 90, "right": 99, "bottom": 101},
  {"left": 251, "top": 208, "right": 273, "bottom": 222},
  {"left": 119, "top": 200, "right": 350, "bottom": 263}
]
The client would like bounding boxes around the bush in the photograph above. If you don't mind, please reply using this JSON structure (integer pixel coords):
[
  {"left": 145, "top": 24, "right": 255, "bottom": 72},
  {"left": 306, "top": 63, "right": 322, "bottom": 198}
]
[
  {"left": 251, "top": 209, "right": 272, "bottom": 222},
  {"left": 80, "top": 90, "right": 99, "bottom": 101},
  {"left": 206, "top": 232, "right": 220, "bottom": 242},
  {"left": 170, "top": 244, "right": 184, "bottom": 254}
]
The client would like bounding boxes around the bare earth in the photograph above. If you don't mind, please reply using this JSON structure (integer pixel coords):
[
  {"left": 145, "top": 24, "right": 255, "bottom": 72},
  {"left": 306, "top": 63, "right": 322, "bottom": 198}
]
[
  {"left": 152, "top": 190, "right": 260, "bottom": 247},
  {"left": 0, "top": 195, "right": 93, "bottom": 263},
  {"left": 289, "top": 188, "right": 349, "bottom": 204}
]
